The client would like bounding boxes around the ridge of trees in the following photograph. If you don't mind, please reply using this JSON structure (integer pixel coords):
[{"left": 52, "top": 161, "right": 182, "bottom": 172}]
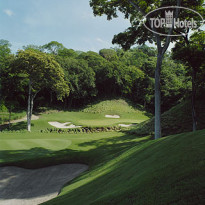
[{"left": 1, "top": 41, "right": 203, "bottom": 133}]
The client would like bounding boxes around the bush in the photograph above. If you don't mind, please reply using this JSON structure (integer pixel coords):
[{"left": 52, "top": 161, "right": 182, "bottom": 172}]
[{"left": 41, "top": 126, "right": 123, "bottom": 134}]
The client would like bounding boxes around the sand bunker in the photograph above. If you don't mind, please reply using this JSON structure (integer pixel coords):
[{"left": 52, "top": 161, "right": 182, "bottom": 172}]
[
  {"left": 0, "top": 164, "right": 88, "bottom": 205},
  {"left": 105, "top": 115, "right": 120, "bottom": 119},
  {"left": 48, "top": 122, "right": 82, "bottom": 129},
  {"left": 118, "top": 124, "right": 133, "bottom": 128}
]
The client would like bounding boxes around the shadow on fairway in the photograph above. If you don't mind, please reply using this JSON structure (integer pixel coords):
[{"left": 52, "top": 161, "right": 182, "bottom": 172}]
[
  {"left": 0, "top": 132, "right": 152, "bottom": 201},
  {"left": 0, "top": 121, "right": 30, "bottom": 131},
  {"left": 0, "top": 132, "right": 152, "bottom": 169},
  {"left": 78, "top": 133, "right": 151, "bottom": 152}
]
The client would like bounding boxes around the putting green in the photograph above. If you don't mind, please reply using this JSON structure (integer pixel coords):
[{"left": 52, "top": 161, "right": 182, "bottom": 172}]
[{"left": 0, "top": 139, "right": 72, "bottom": 151}]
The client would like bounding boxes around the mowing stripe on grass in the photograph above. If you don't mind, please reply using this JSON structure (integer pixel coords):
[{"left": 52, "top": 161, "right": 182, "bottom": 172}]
[
  {"left": 31, "top": 139, "right": 72, "bottom": 150},
  {"left": 0, "top": 139, "right": 72, "bottom": 151},
  {"left": 1, "top": 140, "right": 29, "bottom": 150},
  {"left": 19, "top": 140, "right": 44, "bottom": 150}
]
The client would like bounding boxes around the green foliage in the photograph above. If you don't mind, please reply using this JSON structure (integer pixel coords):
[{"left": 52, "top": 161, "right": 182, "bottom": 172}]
[
  {"left": 56, "top": 56, "right": 97, "bottom": 104},
  {"left": 131, "top": 98, "right": 205, "bottom": 136},
  {"left": 0, "top": 40, "right": 12, "bottom": 89},
  {"left": 99, "top": 49, "right": 118, "bottom": 61},
  {"left": 41, "top": 126, "right": 122, "bottom": 134},
  {"left": 58, "top": 48, "right": 78, "bottom": 58},
  {"left": 11, "top": 49, "right": 69, "bottom": 101},
  {"left": 172, "top": 31, "right": 205, "bottom": 93},
  {"left": 0, "top": 38, "right": 194, "bottom": 114},
  {"left": 0, "top": 40, "right": 24, "bottom": 111},
  {"left": 82, "top": 99, "right": 143, "bottom": 114},
  {"left": 110, "top": 46, "right": 188, "bottom": 111},
  {"left": 23, "top": 44, "right": 43, "bottom": 52},
  {"left": 78, "top": 51, "right": 111, "bottom": 96},
  {"left": 0, "top": 103, "right": 8, "bottom": 112},
  {"left": 90, "top": 0, "right": 205, "bottom": 48},
  {"left": 161, "top": 56, "right": 191, "bottom": 111},
  {"left": 0, "top": 111, "right": 26, "bottom": 125},
  {"left": 43, "top": 41, "right": 64, "bottom": 55},
  {"left": 172, "top": 31, "right": 205, "bottom": 72}
]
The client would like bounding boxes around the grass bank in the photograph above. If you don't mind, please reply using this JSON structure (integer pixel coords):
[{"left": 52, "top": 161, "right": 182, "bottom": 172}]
[{"left": 42, "top": 130, "right": 205, "bottom": 205}]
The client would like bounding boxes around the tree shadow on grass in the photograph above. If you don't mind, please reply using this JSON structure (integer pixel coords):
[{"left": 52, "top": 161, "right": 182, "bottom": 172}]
[
  {"left": 0, "top": 132, "right": 172, "bottom": 203},
  {"left": 0, "top": 121, "right": 35, "bottom": 131},
  {"left": 79, "top": 132, "right": 152, "bottom": 150},
  {"left": 35, "top": 136, "right": 177, "bottom": 205}
]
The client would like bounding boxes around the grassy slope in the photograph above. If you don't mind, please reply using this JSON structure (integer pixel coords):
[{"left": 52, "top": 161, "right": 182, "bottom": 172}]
[
  {"left": 131, "top": 99, "right": 205, "bottom": 137},
  {"left": 1, "top": 99, "right": 204, "bottom": 204},
  {"left": 0, "top": 131, "right": 149, "bottom": 168},
  {"left": 0, "top": 99, "right": 151, "bottom": 167},
  {"left": 1, "top": 129, "right": 204, "bottom": 205},
  {"left": 43, "top": 130, "right": 205, "bottom": 205},
  {"left": 44, "top": 99, "right": 150, "bottom": 127},
  {"left": 2, "top": 99, "right": 150, "bottom": 131}
]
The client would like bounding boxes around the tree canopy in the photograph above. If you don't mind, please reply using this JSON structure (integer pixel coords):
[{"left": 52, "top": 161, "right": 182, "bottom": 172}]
[
  {"left": 11, "top": 49, "right": 69, "bottom": 131},
  {"left": 90, "top": 0, "right": 205, "bottom": 139}
]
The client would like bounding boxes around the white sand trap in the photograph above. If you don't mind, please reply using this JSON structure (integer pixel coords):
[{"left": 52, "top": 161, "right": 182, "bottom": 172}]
[
  {"left": 48, "top": 122, "right": 82, "bottom": 129},
  {"left": 119, "top": 124, "right": 133, "bottom": 128},
  {"left": 0, "top": 164, "right": 88, "bottom": 205},
  {"left": 105, "top": 115, "right": 120, "bottom": 119}
]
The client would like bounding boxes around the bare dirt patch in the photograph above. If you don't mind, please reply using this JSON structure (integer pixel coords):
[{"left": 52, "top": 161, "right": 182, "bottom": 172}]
[{"left": 3, "top": 115, "right": 39, "bottom": 125}]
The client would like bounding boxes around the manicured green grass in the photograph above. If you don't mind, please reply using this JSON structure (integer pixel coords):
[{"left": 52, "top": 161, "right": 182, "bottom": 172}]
[
  {"left": 36, "top": 111, "right": 147, "bottom": 128},
  {"left": 0, "top": 138, "right": 71, "bottom": 151},
  {"left": 82, "top": 99, "right": 145, "bottom": 114},
  {"left": 0, "top": 99, "right": 204, "bottom": 205},
  {"left": 0, "top": 129, "right": 204, "bottom": 205},
  {"left": 0, "top": 131, "right": 148, "bottom": 167},
  {"left": 3, "top": 99, "right": 150, "bottom": 131},
  {"left": 41, "top": 99, "right": 150, "bottom": 127},
  {"left": 41, "top": 130, "right": 205, "bottom": 205}
]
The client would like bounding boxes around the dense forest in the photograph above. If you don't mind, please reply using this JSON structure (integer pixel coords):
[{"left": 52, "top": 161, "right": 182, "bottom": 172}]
[
  {"left": 2, "top": 39, "right": 204, "bottom": 114},
  {"left": 0, "top": 31, "right": 205, "bottom": 133}
]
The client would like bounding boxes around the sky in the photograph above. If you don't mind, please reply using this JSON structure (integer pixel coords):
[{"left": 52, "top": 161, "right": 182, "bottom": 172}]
[
  {"left": 0, "top": 0, "right": 131, "bottom": 53},
  {"left": 1, "top": 0, "right": 204, "bottom": 53}
]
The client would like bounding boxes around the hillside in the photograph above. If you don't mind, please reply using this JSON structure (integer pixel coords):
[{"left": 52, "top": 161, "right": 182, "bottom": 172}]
[
  {"left": 131, "top": 98, "right": 205, "bottom": 137},
  {"left": 1, "top": 99, "right": 150, "bottom": 131},
  {"left": 1, "top": 98, "right": 204, "bottom": 205},
  {"left": 43, "top": 129, "right": 205, "bottom": 205},
  {"left": 81, "top": 99, "right": 145, "bottom": 115}
]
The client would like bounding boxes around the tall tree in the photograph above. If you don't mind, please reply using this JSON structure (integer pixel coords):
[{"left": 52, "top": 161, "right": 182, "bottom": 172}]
[
  {"left": 23, "top": 44, "right": 43, "bottom": 52},
  {"left": 90, "top": 0, "right": 204, "bottom": 139},
  {"left": 78, "top": 51, "right": 111, "bottom": 96},
  {"left": 56, "top": 56, "right": 97, "bottom": 107},
  {"left": 0, "top": 40, "right": 12, "bottom": 103},
  {"left": 42, "top": 41, "right": 64, "bottom": 55},
  {"left": 11, "top": 50, "right": 69, "bottom": 131},
  {"left": 99, "top": 49, "right": 118, "bottom": 61},
  {"left": 172, "top": 31, "right": 205, "bottom": 131}
]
